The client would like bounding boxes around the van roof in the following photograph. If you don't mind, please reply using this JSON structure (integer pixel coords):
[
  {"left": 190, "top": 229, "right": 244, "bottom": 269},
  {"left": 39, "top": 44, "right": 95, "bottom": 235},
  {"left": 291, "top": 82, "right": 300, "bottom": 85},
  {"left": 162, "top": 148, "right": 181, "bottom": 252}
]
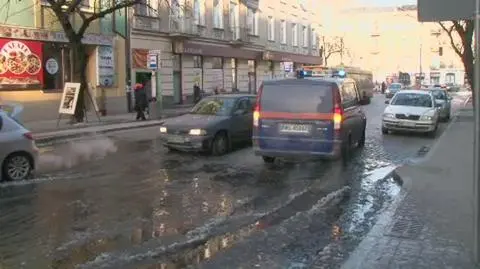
[{"left": 263, "top": 77, "right": 352, "bottom": 87}]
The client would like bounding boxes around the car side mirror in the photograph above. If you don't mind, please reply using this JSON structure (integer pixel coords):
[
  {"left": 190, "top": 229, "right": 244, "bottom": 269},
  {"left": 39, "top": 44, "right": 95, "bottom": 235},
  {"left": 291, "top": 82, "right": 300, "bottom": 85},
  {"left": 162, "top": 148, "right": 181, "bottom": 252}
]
[{"left": 385, "top": 100, "right": 390, "bottom": 104}]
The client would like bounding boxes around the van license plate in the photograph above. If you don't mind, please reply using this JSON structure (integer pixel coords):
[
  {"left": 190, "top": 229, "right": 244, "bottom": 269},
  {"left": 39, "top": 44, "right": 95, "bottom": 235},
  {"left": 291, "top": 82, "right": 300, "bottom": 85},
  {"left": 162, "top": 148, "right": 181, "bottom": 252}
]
[{"left": 279, "top": 124, "right": 311, "bottom": 134}]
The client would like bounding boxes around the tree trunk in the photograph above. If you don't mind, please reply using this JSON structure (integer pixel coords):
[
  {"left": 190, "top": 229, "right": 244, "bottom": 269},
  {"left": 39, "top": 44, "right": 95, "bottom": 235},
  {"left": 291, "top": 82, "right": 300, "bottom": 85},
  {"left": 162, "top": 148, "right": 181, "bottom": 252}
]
[
  {"left": 71, "top": 41, "right": 88, "bottom": 122},
  {"left": 462, "top": 48, "right": 475, "bottom": 107}
]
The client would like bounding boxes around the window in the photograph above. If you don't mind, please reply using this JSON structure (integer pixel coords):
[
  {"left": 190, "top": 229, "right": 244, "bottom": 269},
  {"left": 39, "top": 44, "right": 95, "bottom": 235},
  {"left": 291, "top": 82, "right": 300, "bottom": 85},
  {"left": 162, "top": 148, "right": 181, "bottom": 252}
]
[
  {"left": 212, "top": 57, "right": 223, "bottom": 69},
  {"left": 341, "top": 83, "right": 359, "bottom": 108},
  {"left": 136, "top": 0, "right": 159, "bottom": 16},
  {"left": 302, "top": 25, "right": 308, "bottom": 47},
  {"left": 43, "top": 43, "right": 71, "bottom": 91},
  {"left": 247, "top": 8, "right": 259, "bottom": 35},
  {"left": 235, "top": 98, "right": 252, "bottom": 112},
  {"left": 170, "top": 0, "right": 183, "bottom": 17},
  {"left": 229, "top": 1, "right": 239, "bottom": 35},
  {"left": 311, "top": 27, "right": 317, "bottom": 47},
  {"left": 280, "top": 20, "right": 286, "bottom": 44},
  {"left": 213, "top": 0, "right": 224, "bottom": 28},
  {"left": 193, "top": 56, "right": 202, "bottom": 68},
  {"left": 292, "top": 23, "right": 298, "bottom": 46},
  {"left": 267, "top": 16, "right": 275, "bottom": 41},
  {"left": 193, "top": 0, "right": 205, "bottom": 25}
]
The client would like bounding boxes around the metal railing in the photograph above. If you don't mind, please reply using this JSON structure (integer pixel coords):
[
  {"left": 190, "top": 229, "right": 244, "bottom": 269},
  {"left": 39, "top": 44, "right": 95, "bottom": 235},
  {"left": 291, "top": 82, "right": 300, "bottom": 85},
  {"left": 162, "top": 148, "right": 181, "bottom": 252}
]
[
  {"left": 225, "top": 26, "right": 250, "bottom": 42},
  {"left": 169, "top": 16, "right": 200, "bottom": 36}
]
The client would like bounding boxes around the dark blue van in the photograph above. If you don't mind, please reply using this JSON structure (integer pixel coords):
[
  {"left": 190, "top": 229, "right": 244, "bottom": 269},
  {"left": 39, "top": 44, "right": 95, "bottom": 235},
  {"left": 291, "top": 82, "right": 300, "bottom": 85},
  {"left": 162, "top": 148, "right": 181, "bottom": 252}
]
[{"left": 252, "top": 78, "right": 367, "bottom": 163}]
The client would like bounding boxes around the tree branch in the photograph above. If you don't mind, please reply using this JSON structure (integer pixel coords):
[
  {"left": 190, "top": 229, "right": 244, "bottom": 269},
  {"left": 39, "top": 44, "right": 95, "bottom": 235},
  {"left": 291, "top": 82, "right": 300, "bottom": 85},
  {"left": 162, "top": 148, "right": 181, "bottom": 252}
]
[
  {"left": 78, "top": 0, "right": 141, "bottom": 36},
  {"left": 438, "top": 21, "right": 463, "bottom": 58}
]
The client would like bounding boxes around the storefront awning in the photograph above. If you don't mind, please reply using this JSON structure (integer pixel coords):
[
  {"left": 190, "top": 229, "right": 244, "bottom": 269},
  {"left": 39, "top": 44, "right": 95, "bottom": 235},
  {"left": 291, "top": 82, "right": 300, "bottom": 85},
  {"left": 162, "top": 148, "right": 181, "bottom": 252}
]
[{"left": 262, "top": 51, "right": 323, "bottom": 65}]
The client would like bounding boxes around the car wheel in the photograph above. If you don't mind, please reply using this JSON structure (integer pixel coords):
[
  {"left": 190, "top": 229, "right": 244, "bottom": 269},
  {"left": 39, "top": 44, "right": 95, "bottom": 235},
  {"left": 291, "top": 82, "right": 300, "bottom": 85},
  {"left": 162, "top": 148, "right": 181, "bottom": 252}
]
[
  {"left": 262, "top": 156, "right": 276, "bottom": 163},
  {"left": 211, "top": 132, "right": 228, "bottom": 156},
  {"left": 382, "top": 127, "right": 389, "bottom": 134},
  {"left": 358, "top": 127, "right": 366, "bottom": 148},
  {"left": 2, "top": 153, "right": 33, "bottom": 181}
]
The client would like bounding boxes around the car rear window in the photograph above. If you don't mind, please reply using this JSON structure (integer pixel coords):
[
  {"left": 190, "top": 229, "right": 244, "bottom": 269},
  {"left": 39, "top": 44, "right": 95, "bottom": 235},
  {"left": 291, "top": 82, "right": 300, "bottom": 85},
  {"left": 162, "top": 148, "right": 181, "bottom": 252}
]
[
  {"left": 261, "top": 82, "right": 333, "bottom": 113},
  {"left": 389, "top": 84, "right": 402, "bottom": 89}
]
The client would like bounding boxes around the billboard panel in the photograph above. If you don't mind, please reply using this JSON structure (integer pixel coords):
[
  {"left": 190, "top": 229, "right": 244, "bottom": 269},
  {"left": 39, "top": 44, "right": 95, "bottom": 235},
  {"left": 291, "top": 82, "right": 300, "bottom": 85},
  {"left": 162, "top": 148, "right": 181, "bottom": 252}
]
[{"left": 417, "top": 0, "right": 475, "bottom": 21}]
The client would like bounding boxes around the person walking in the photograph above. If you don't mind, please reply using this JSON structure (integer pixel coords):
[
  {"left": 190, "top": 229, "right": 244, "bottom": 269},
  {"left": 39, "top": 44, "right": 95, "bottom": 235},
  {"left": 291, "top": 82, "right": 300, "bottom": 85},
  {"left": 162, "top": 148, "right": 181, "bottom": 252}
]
[
  {"left": 193, "top": 83, "right": 202, "bottom": 104},
  {"left": 381, "top": 81, "right": 387, "bottom": 94},
  {"left": 134, "top": 83, "right": 148, "bottom": 120}
]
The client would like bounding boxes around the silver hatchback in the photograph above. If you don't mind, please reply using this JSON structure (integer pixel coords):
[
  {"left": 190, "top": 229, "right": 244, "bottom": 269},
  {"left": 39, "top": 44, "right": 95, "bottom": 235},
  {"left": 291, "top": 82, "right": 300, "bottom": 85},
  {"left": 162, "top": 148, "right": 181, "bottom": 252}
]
[{"left": 0, "top": 108, "right": 39, "bottom": 181}]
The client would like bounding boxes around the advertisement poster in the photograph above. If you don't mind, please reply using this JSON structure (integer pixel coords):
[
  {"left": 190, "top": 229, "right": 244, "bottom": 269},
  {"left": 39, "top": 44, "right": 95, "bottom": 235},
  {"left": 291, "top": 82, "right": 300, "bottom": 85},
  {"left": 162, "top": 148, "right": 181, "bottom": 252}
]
[
  {"left": 58, "top": 82, "right": 81, "bottom": 115},
  {"left": 96, "top": 46, "right": 115, "bottom": 87},
  {"left": 0, "top": 38, "right": 43, "bottom": 89}
]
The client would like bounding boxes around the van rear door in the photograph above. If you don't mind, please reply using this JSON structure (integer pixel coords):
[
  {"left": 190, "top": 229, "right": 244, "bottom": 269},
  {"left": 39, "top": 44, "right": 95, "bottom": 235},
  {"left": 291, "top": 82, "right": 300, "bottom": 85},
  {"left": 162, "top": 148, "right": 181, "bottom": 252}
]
[{"left": 256, "top": 81, "right": 335, "bottom": 154}]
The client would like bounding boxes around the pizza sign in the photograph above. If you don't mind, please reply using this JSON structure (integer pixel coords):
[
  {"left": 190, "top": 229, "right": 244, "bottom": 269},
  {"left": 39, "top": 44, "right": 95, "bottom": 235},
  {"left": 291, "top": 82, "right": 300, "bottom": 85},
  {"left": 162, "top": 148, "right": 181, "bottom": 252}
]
[{"left": 0, "top": 38, "right": 44, "bottom": 89}]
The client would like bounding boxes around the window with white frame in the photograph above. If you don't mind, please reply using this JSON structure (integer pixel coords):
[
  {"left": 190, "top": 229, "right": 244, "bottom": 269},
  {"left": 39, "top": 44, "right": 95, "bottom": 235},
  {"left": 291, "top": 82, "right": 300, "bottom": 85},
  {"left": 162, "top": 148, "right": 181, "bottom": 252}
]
[
  {"left": 302, "top": 25, "right": 308, "bottom": 47},
  {"left": 213, "top": 0, "right": 224, "bottom": 28},
  {"left": 267, "top": 16, "right": 275, "bottom": 41},
  {"left": 292, "top": 23, "right": 298, "bottom": 46},
  {"left": 136, "top": 0, "right": 159, "bottom": 16},
  {"left": 311, "top": 27, "right": 317, "bottom": 47},
  {"left": 280, "top": 20, "right": 286, "bottom": 44},
  {"left": 193, "top": 0, "right": 206, "bottom": 25},
  {"left": 247, "top": 8, "right": 259, "bottom": 35},
  {"left": 170, "top": 0, "right": 184, "bottom": 17},
  {"left": 229, "top": 1, "right": 239, "bottom": 38}
]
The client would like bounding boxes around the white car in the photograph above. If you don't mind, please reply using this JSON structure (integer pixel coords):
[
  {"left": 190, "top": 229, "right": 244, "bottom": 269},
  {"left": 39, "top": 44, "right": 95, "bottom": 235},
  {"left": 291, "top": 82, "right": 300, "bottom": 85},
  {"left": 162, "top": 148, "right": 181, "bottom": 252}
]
[
  {"left": 0, "top": 106, "right": 39, "bottom": 181},
  {"left": 382, "top": 90, "right": 441, "bottom": 137}
]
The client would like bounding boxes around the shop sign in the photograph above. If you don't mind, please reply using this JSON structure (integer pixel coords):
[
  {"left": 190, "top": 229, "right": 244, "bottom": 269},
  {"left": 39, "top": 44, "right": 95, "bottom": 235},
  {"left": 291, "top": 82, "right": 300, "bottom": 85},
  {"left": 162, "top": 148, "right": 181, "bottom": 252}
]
[
  {"left": 96, "top": 46, "right": 115, "bottom": 87},
  {"left": 45, "top": 58, "right": 59, "bottom": 75},
  {"left": 0, "top": 25, "right": 114, "bottom": 46},
  {"left": 0, "top": 38, "right": 43, "bottom": 89}
]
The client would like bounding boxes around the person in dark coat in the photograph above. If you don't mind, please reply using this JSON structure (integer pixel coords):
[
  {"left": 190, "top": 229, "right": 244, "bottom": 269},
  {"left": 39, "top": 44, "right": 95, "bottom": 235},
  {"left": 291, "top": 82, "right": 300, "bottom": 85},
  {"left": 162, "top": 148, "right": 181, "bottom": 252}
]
[
  {"left": 381, "top": 81, "right": 387, "bottom": 94},
  {"left": 134, "top": 83, "right": 148, "bottom": 120},
  {"left": 193, "top": 83, "right": 202, "bottom": 104}
]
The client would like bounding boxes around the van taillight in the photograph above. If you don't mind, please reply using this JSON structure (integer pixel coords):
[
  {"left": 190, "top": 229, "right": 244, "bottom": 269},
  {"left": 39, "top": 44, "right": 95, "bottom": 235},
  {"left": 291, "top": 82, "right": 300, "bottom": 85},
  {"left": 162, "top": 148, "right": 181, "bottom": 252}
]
[
  {"left": 253, "top": 84, "right": 263, "bottom": 127},
  {"left": 333, "top": 91, "right": 343, "bottom": 130}
]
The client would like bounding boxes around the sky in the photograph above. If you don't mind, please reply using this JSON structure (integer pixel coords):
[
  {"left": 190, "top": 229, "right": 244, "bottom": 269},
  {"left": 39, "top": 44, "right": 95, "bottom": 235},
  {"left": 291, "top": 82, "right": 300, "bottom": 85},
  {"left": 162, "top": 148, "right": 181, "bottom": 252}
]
[{"left": 356, "top": 0, "right": 416, "bottom": 6}]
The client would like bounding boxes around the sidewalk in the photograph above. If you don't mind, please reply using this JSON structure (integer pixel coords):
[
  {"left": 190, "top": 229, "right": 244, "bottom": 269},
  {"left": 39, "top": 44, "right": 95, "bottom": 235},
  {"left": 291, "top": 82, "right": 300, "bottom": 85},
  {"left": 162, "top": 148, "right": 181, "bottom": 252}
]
[
  {"left": 339, "top": 106, "right": 477, "bottom": 268},
  {"left": 31, "top": 105, "right": 192, "bottom": 143}
]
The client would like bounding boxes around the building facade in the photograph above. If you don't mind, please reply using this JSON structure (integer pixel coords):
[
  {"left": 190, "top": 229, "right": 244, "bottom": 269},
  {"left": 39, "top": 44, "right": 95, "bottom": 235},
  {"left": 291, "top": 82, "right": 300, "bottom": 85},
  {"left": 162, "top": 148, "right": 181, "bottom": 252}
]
[
  {"left": 0, "top": 0, "right": 127, "bottom": 122},
  {"left": 326, "top": 5, "right": 466, "bottom": 85},
  {"left": 130, "top": 0, "right": 323, "bottom": 105}
]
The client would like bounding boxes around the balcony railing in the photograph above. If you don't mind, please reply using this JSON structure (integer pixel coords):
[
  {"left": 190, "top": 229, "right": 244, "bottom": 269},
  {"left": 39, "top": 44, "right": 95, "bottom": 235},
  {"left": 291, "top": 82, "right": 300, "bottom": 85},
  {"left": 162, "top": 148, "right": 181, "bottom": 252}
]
[
  {"left": 133, "top": 16, "right": 161, "bottom": 31},
  {"left": 169, "top": 16, "right": 200, "bottom": 37},
  {"left": 225, "top": 27, "right": 250, "bottom": 44}
]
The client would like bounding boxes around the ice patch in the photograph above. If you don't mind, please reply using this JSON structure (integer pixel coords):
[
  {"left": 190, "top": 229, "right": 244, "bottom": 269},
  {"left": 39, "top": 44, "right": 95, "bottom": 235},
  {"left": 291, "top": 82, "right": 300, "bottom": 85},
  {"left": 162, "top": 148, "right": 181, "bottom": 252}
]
[{"left": 363, "top": 165, "right": 397, "bottom": 182}]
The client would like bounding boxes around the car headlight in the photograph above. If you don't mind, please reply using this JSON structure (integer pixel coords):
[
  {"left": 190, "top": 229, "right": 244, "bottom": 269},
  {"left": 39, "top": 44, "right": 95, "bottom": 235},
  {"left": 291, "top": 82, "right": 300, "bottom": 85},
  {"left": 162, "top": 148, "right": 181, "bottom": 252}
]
[
  {"left": 420, "top": 115, "right": 433, "bottom": 121},
  {"left": 386, "top": 90, "right": 390, "bottom": 93},
  {"left": 383, "top": 113, "right": 395, "bottom": 119},
  {"left": 160, "top": 126, "right": 167, "bottom": 133},
  {"left": 189, "top": 129, "right": 207, "bottom": 136}
]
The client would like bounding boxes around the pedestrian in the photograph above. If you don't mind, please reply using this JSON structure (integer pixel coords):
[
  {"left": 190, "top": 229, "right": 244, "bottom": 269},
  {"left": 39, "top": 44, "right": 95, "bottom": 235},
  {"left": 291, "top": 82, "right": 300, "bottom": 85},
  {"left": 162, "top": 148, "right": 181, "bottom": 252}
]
[
  {"left": 193, "top": 83, "right": 202, "bottom": 104},
  {"left": 134, "top": 83, "right": 148, "bottom": 121},
  {"left": 381, "top": 81, "right": 386, "bottom": 94},
  {"left": 214, "top": 86, "right": 219, "bottom": 95},
  {"left": 143, "top": 78, "right": 153, "bottom": 117}
]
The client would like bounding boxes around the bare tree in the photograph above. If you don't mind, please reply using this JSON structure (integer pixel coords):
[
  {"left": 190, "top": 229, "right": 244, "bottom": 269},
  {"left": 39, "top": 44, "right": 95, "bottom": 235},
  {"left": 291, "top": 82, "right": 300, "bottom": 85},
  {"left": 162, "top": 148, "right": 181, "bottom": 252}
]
[
  {"left": 438, "top": 20, "right": 474, "bottom": 102},
  {"left": 4, "top": 0, "right": 158, "bottom": 121},
  {"left": 321, "top": 36, "right": 347, "bottom": 67}
]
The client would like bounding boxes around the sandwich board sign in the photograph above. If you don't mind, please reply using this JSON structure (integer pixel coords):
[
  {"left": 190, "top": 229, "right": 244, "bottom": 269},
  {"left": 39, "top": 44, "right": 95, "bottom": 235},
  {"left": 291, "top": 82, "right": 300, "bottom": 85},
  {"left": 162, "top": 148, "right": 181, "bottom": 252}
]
[{"left": 417, "top": 0, "right": 475, "bottom": 21}]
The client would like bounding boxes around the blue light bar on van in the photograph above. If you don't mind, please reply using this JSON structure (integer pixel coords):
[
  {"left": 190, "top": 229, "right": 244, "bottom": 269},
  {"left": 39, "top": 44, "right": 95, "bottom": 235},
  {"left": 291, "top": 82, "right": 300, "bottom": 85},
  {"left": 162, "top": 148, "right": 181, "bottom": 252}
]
[{"left": 338, "top": 70, "right": 346, "bottom": 77}]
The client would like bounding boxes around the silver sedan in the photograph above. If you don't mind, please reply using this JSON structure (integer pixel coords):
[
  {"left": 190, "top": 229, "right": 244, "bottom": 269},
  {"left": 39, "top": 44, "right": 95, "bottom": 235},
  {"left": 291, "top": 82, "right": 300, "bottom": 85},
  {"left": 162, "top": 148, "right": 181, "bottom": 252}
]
[
  {"left": 429, "top": 88, "right": 452, "bottom": 121},
  {"left": 0, "top": 107, "right": 39, "bottom": 181}
]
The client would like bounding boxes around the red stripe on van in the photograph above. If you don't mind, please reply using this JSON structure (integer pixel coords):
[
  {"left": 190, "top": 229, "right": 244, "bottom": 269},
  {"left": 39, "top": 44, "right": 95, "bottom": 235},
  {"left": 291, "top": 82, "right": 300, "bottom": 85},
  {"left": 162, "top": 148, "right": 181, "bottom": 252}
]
[{"left": 260, "top": 111, "right": 334, "bottom": 120}]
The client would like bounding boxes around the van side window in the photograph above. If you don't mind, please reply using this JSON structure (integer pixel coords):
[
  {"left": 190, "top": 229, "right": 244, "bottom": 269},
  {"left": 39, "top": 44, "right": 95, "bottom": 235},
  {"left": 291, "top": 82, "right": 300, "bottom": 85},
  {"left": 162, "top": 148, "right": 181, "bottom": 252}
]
[
  {"left": 341, "top": 83, "right": 359, "bottom": 108},
  {"left": 0, "top": 114, "right": 3, "bottom": 131}
]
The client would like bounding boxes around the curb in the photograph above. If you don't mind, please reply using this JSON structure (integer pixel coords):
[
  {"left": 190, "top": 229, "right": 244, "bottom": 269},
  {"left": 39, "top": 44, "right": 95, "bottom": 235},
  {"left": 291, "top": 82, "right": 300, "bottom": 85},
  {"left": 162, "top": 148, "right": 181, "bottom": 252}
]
[{"left": 35, "top": 120, "right": 165, "bottom": 145}]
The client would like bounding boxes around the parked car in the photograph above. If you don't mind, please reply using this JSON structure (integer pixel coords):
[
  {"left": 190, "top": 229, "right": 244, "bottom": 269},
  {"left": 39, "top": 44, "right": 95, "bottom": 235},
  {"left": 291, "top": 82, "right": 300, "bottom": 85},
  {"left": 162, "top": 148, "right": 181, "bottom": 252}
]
[
  {"left": 429, "top": 88, "right": 452, "bottom": 121},
  {"left": 385, "top": 83, "right": 403, "bottom": 98},
  {"left": 252, "top": 77, "right": 367, "bottom": 163},
  {"left": 159, "top": 94, "right": 256, "bottom": 155},
  {"left": 0, "top": 109, "right": 38, "bottom": 181},
  {"left": 382, "top": 90, "right": 441, "bottom": 137}
]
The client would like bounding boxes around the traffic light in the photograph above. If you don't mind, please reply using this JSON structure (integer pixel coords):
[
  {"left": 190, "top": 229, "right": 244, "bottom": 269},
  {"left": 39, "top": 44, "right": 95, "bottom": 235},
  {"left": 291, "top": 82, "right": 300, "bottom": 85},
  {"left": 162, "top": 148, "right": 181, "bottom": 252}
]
[{"left": 439, "top": 47, "right": 443, "bottom": 56}]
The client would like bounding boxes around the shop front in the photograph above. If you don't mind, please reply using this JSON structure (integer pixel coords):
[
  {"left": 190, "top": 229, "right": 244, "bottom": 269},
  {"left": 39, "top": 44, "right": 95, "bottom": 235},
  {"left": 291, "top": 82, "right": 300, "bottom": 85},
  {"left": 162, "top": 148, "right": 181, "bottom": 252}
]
[
  {"left": 173, "top": 40, "right": 262, "bottom": 94},
  {"left": 0, "top": 25, "right": 117, "bottom": 122},
  {"left": 261, "top": 50, "right": 323, "bottom": 80}
]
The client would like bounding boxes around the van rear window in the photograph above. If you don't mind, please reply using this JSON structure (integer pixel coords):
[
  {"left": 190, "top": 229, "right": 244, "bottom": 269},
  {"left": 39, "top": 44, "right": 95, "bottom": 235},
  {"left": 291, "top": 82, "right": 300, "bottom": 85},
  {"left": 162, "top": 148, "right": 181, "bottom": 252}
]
[{"left": 261, "top": 84, "right": 333, "bottom": 113}]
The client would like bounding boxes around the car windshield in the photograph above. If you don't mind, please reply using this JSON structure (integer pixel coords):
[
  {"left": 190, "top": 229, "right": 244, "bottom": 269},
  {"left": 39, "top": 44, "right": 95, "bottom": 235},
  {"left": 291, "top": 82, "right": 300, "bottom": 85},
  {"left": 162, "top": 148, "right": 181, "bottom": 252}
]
[
  {"left": 189, "top": 97, "right": 236, "bottom": 116},
  {"left": 389, "top": 84, "right": 402, "bottom": 90},
  {"left": 391, "top": 93, "right": 433, "bottom": 107},
  {"left": 431, "top": 90, "right": 446, "bottom": 100}
]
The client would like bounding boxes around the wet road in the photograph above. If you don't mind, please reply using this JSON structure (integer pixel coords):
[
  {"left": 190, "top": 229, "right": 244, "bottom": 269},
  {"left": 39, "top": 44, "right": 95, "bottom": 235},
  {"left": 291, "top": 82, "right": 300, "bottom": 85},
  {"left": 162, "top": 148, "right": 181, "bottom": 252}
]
[{"left": 0, "top": 93, "right": 466, "bottom": 269}]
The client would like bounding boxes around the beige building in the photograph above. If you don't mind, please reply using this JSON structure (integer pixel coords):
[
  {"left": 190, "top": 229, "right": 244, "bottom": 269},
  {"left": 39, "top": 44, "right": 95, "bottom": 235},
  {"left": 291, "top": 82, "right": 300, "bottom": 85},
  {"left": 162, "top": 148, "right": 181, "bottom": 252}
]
[
  {"left": 130, "top": 0, "right": 323, "bottom": 105},
  {"left": 324, "top": 5, "right": 465, "bottom": 84}
]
